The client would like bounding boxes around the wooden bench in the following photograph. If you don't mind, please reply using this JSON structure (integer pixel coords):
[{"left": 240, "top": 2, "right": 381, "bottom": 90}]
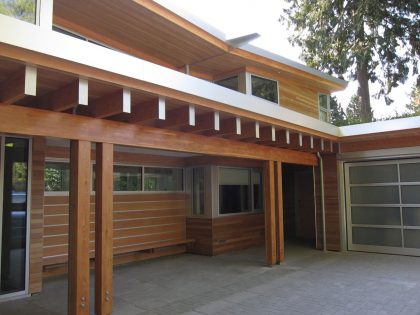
[{"left": 43, "top": 238, "right": 196, "bottom": 276}]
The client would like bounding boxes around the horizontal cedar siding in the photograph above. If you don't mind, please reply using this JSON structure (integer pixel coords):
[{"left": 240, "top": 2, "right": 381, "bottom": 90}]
[
  {"left": 43, "top": 193, "right": 188, "bottom": 266},
  {"left": 212, "top": 213, "right": 265, "bottom": 255},
  {"left": 186, "top": 218, "right": 213, "bottom": 255}
]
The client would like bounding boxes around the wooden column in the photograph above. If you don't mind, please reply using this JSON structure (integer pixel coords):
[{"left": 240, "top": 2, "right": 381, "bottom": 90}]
[
  {"left": 274, "top": 162, "right": 285, "bottom": 262},
  {"left": 95, "top": 143, "right": 114, "bottom": 315},
  {"left": 68, "top": 140, "right": 91, "bottom": 315},
  {"left": 264, "top": 160, "right": 276, "bottom": 266}
]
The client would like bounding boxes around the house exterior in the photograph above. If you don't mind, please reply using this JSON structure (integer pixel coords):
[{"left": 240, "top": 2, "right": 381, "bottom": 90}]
[{"left": 0, "top": 1, "right": 419, "bottom": 314}]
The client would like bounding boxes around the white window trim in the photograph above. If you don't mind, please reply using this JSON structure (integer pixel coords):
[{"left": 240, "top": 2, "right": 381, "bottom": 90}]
[
  {"left": 318, "top": 93, "right": 331, "bottom": 122},
  {"left": 216, "top": 166, "right": 264, "bottom": 217},
  {"left": 246, "top": 72, "right": 280, "bottom": 105}
]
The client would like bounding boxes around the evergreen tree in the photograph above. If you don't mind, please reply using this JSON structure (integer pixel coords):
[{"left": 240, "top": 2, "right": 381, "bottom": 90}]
[
  {"left": 0, "top": 0, "right": 36, "bottom": 23},
  {"left": 281, "top": 0, "right": 419, "bottom": 123},
  {"left": 329, "top": 96, "right": 348, "bottom": 126}
]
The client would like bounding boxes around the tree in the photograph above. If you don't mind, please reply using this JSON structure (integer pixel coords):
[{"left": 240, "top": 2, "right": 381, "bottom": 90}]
[
  {"left": 0, "top": 0, "right": 36, "bottom": 23},
  {"left": 281, "top": 0, "right": 420, "bottom": 123},
  {"left": 329, "top": 96, "right": 348, "bottom": 126},
  {"left": 405, "top": 84, "right": 420, "bottom": 116}
]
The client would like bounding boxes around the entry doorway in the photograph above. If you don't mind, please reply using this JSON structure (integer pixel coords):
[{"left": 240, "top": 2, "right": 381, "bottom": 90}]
[
  {"left": 0, "top": 136, "right": 30, "bottom": 297},
  {"left": 282, "top": 163, "right": 316, "bottom": 248}
]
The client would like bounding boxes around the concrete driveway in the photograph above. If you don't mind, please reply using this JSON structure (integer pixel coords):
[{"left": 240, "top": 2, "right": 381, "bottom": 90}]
[{"left": 1, "top": 243, "right": 420, "bottom": 314}]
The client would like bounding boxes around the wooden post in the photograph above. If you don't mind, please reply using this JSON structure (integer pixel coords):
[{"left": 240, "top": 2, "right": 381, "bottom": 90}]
[
  {"left": 275, "top": 162, "right": 285, "bottom": 263},
  {"left": 68, "top": 140, "right": 91, "bottom": 315},
  {"left": 95, "top": 143, "right": 114, "bottom": 315},
  {"left": 264, "top": 160, "right": 276, "bottom": 266}
]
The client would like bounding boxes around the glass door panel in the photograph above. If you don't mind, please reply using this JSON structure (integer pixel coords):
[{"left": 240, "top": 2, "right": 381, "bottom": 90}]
[{"left": 1, "top": 137, "right": 29, "bottom": 295}]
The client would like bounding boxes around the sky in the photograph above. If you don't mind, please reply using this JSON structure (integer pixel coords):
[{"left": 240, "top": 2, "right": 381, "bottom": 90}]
[{"left": 156, "top": 0, "right": 415, "bottom": 119}]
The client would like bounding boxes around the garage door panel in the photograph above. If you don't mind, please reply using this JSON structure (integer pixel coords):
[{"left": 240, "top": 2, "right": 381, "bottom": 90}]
[
  {"left": 349, "top": 164, "right": 398, "bottom": 184},
  {"left": 350, "top": 186, "right": 400, "bottom": 204},
  {"left": 352, "top": 227, "right": 402, "bottom": 247},
  {"left": 402, "top": 207, "right": 420, "bottom": 226},
  {"left": 345, "top": 159, "right": 420, "bottom": 256},
  {"left": 351, "top": 206, "right": 401, "bottom": 226},
  {"left": 401, "top": 185, "right": 420, "bottom": 204},
  {"left": 403, "top": 230, "right": 420, "bottom": 249},
  {"left": 400, "top": 163, "right": 420, "bottom": 182}
]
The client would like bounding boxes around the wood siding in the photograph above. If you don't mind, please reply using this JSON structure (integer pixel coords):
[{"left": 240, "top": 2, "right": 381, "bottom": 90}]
[
  {"left": 29, "top": 137, "right": 46, "bottom": 293},
  {"left": 315, "top": 154, "right": 340, "bottom": 251},
  {"left": 213, "top": 213, "right": 265, "bottom": 255},
  {"left": 43, "top": 193, "right": 188, "bottom": 267},
  {"left": 186, "top": 217, "right": 213, "bottom": 255}
]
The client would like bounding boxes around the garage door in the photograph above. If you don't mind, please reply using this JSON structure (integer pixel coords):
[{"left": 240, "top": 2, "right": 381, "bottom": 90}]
[{"left": 345, "top": 159, "right": 420, "bottom": 256}]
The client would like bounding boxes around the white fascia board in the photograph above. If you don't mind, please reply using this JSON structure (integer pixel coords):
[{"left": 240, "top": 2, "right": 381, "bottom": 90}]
[
  {"left": 339, "top": 116, "right": 420, "bottom": 137},
  {"left": 0, "top": 15, "right": 339, "bottom": 137},
  {"left": 242, "top": 44, "right": 348, "bottom": 89}
]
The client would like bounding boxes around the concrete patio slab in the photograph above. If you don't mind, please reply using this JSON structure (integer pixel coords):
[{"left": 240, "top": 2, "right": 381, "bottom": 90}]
[{"left": 1, "top": 243, "right": 420, "bottom": 315}]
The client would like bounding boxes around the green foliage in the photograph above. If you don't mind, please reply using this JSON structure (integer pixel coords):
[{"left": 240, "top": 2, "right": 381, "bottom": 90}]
[
  {"left": 345, "top": 95, "right": 365, "bottom": 125},
  {"left": 0, "top": 0, "right": 36, "bottom": 23},
  {"left": 281, "top": 0, "right": 420, "bottom": 122},
  {"left": 405, "top": 84, "right": 420, "bottom": 116},
  {"left": 329, "top": 96, "right": 348, "bottom": 126}
]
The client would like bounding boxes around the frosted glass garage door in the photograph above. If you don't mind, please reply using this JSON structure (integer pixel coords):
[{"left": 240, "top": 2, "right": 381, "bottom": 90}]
[{"left": 345, "top": 159, "right": 420, "bottom": 256}]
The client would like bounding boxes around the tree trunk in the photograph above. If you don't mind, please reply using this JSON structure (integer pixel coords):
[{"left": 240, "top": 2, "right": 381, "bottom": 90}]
[{"left": 357, "top": 58, "right": 373, "bottom": 123}]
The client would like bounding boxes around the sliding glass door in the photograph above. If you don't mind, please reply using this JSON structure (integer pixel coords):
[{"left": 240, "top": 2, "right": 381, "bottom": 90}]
[{"left": 0, "top": 136, "right": 30, "bottom": 296}]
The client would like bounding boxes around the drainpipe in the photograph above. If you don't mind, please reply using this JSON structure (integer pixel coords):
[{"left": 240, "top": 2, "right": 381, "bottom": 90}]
[{"left": 317, "top": 152, "right": 327, "bottom": 252}]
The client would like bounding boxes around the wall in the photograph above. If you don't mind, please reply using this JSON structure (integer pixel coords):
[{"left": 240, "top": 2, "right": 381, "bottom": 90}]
[
  {"left": 41, "top": 144, "right": 190, "bottom": 272},
  {"left": 315, "top": 154, "right": 340, "bottom": 251}
]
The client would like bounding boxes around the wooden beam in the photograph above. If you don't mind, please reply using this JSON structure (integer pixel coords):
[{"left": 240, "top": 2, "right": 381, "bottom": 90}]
[
  {"left": 264, "top": 160, "right": 276, "bottom": 266},
  {"left": 95, "top": 143, "right": 114, "bottom": 315},
  {"left": 36, "top": 78, "right": 88, "bottom": 112},
  {"left": 181, "top": 111, "right": 218, "bottom": 133},
  {"left": 0, "top": 65, "right": 37, "bottom": 104},
  {"left": 0, "top": 42, "right": 339, "bottom": 140},
  {"left": 129, "top": 96, "right": 165, "bottom": 123},
  {"left": 259, "top": 126, "right": 276, "bottom": 142},
  {"left": 156, "top": 104, "right": 195, "bottom": 128},
  {"left": 90, "top": 88, "right": 131, "bottom": 118},
  {"left": 204, "top": 117, "right": 241, "bottom": 136},
  {"left": 0, "top": 104, "right": 318, "bottom": 165},
  {"left": 68, "top": 140, "right": 91, "bottom": 315},
  {"left": 227, "top": 121, "right": 260, "bottom": 140},
  {"left": 274, "top": 161, "right": 284, "bottom": 263}
]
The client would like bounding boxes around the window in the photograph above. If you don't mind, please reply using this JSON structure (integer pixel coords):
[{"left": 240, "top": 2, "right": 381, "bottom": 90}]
[
  {"left": 192, "top": 167, "right": 205, "bottom": 215},
  {"left": 0, "top": 0, "right": 37, "bottom": 24},
  {"left": 144, "top": 167, "right": 183, "bottom": 191},
  {"left": 215, "top": 76, "right": 239, "bottom": 91},
  {"left": 113, "top": 165, "right": 142, "bottom": 192},
  {"left": 44, "top": 161, "right": 70, "bottom": 192},
  {"left": 251, "top": 75, "right": 278, "bottom": 103},
  {"left": 319, "top": 93, "right": 330, "bottom": 122},
  {"left": 252, "top": 169, "right": 263, "bottom": 211}
]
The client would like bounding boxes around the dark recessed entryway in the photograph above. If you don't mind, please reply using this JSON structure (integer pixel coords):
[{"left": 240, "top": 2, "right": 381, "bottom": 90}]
[{"left": 282, "top": 163, "right": 316, "bottom": 248}]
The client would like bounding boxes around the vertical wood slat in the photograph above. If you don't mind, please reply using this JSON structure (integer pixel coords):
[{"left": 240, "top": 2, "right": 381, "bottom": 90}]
[
  {"left": 274, "top": 161, "right": 285, "bottom": 262},
  {"left": 68, "top": 140, "right": 91, "bottom": 315},
  {"left": 95, "top": 143, "right": 114, "bottom": 315},
  {"left": 29, "top": 136, "right": 46, "bottom": 293},
  {"left": 264, "top": 160, "right": 276, "bottom": 266}
]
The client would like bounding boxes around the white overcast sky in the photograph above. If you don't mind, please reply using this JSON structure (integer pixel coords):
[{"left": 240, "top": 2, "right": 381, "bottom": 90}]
[{"left": 156, "top": 0, "right": 415, "bottom": 119}]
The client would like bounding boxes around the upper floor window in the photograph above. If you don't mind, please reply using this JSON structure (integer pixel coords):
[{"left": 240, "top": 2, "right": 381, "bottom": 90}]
[
  {"left": 319, "top": 93, "right": 330, "bottom": 122},
  {"left": 251, "top": 75, "right": 278, "bottom": 104},
  {"left": 0, "top": 0, "right": 37, "bottom": 24},
  {"left": 215, "top": 75, "right": 239, "bottom": 91}
]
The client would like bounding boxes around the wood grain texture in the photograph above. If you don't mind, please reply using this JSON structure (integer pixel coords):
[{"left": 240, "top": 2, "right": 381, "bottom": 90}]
[
  {"left": 264, "top": 160, "right": 276, "bottom": 265},
  {"left": 68, "top": 140, "right": 91, "bottom": 315},
  {"left": 29, "top": 136, "right": 46, "bottom": 294},
  {"left": 0, "top": 104, "right": 318, "bottom": 165},
  {"left": 186, "top": 217, "right": 213, "bottom": 255},
  {"left": 212, "top": 213, "right": 265, "bottom": 255},
  {"left": 274, "top": 162, "right": 284, "bottom": 262},
  {"left": 95, "top": 143, "right": 114, "bottom": 315},
  {"left": 43, "top": 193, "right": 188, "bottom": 267}
]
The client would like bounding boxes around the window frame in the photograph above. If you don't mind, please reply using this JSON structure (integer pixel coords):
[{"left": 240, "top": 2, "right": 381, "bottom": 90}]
[
  {"left": 247, "top": 73, "right": 279, "bottom": 105},
  {"left": 44, "top": 158, "right": 70, "bottom": 196},
  {"left": 318, "top": 93, "right": 331, "bottom": 122},
  {"left": 216, "top": 166, "right": 264, "bottom": 216}
]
